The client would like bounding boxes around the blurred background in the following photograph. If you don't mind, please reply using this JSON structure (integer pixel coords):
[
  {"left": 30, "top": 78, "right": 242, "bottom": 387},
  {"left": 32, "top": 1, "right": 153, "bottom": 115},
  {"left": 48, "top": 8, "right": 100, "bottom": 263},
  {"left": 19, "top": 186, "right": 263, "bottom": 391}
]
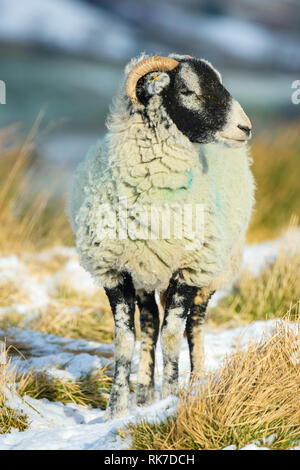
[{"left": 0, "top": 0, "right": 299, "bottom": 246}]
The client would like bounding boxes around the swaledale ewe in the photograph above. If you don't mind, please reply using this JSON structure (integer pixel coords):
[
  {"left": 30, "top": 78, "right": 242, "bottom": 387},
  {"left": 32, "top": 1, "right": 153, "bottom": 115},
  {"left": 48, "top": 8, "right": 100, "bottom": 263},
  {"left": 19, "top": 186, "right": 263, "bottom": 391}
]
[{"left": 69, "top": 54, "right": 255, "bottom": 419}]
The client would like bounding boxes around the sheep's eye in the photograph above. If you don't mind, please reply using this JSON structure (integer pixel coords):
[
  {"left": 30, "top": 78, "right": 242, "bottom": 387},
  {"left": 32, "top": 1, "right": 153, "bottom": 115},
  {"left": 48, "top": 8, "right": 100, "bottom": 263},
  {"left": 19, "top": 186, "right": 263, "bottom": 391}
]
[{"left": 181, "top": 89, "right": 194, "bottom": 96}]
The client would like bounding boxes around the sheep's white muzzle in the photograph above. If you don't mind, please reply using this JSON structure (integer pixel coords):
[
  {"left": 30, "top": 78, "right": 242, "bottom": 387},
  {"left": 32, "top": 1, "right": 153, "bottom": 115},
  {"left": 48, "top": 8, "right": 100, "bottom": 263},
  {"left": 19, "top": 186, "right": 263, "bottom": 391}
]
[{"left": 217, "top": 99, "right": 252, "bottom": 146}]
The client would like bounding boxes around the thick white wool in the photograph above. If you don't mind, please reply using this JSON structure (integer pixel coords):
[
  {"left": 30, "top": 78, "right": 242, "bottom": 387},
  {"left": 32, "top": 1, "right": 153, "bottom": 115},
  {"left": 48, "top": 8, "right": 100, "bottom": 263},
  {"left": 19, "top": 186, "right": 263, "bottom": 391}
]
[{"left": 68, "top": 57, "right": 255, "bottom": 293}]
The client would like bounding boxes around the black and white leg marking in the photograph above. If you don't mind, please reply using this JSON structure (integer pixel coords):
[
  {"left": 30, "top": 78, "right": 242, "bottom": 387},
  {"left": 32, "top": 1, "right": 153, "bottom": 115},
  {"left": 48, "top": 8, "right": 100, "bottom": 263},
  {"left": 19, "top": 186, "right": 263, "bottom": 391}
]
[
  {"left": 161, "top": 278, "right": 197, "bottom": 398},
  {"left": 186, "top": 289, "right": 214, "bottom": 376},
  {"left": 135, "top": 290, "right": 159, "bottom": 406},
  {"left": 104, "top": 273, "right": 136, "bottom": 419}
]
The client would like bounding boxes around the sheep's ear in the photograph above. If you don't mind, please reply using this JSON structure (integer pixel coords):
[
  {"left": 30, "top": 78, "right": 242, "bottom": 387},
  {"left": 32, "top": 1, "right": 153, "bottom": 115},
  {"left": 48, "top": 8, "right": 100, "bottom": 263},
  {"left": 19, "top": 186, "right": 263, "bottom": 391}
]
[{"left": 145, "top": 72, "right": 170, "bottom": 97}]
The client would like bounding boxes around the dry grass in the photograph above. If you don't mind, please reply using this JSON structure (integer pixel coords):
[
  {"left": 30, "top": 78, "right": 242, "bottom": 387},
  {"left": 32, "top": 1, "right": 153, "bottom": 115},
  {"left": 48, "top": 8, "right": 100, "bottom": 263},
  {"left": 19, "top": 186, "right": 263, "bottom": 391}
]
[
  {"left": 130, "top": 317, "right": 300, "bottom": 450},
  {"left": 0, "top": 353, "right": 28, "bottom": 434},
  {"left": 17, "top": 367, "right": 112, "bottom": 410},
  {"left": 29, "top": 286, "right": 114, "bottom": 344},
  {"left": 0, "top": 281, "right": 27, "bottom": 307},
  {"left": 0, "top": 125, "right": 73, "bottom": 255},
  {"left": 0, "top": 302, "right": 115, "bottom": 346},
  {"left": 0, "top": 312, "right": 25, "bottom": 330},
  {"left": 209, "top": 250, "right": 300, "bottom": 328},
  {"left": 0, "top": 274, "right": 115, "bottom": 344},
  {"left": 24, "top": 253, "right": 71, "bottom": 276},
  {"left": 30, "top": 304, "right": 114, "bottom": 344},
  {"left": 0, "top": 293, "right": 114, "bottom": 344},
  {"left": 248, "top": 122, "right": 300, "bottom": 242}
]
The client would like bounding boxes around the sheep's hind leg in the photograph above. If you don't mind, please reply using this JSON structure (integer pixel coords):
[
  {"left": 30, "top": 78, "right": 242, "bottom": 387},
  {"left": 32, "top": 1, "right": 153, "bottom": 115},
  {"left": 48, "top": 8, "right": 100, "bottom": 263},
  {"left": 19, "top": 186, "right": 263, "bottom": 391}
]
[
  {"left": 104, "top": 273, "right": 136, "bottom": 420},
  {"left": 186, "top": 289, "right": 214, "bottom": 378},
  {"left": 135, "top": 290, "right": 159, "bottom": 406},
  {"left": 161, "top": 278, "right": 197, "bottom": 398}
]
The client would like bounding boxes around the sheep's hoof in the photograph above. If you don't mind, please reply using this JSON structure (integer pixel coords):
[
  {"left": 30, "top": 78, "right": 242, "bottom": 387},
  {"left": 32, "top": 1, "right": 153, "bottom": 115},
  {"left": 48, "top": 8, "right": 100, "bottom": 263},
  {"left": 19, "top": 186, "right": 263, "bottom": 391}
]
[
  {"left": 103, "top": 405, "right": 129, "bottom": 421},
  {"left": 135, "top": 384, "right": 158, "bottom": 407},
  {"left": 103, "top": 387, "right": 130, "bottom": 421}
]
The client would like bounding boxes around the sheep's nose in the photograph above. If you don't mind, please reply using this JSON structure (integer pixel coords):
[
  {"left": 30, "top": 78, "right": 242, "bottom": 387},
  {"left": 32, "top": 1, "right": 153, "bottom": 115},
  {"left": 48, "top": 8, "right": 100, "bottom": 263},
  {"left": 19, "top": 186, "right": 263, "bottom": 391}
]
[{"left": 237, "top": 124, "right": 251, "bottom": 136}]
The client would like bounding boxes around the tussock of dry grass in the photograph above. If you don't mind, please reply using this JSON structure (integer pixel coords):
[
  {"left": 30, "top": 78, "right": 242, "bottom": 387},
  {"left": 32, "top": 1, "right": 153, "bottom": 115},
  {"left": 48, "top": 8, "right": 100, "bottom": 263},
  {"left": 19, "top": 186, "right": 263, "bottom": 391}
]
[
  {"left": 0, "top": 126, "right": 73, "bottom": 255},
  {"left": 209, "top": 251, "right": 300, "bottom": 328},
  {"left": 130, "top": 318, "right": 300, "bottom": 450},
  {"left": 0, "top": 354, "right": 28, "bottom": 434},
  {"left": 17, "top": 368, "right": 112, "bottom": 410}
]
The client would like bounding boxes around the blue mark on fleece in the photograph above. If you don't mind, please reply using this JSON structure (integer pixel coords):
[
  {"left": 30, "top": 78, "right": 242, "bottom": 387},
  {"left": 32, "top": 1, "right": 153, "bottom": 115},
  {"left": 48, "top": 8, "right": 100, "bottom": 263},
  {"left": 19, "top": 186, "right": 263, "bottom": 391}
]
[{"left": 187, "top": 169, "right": 193, "bottom": 188}]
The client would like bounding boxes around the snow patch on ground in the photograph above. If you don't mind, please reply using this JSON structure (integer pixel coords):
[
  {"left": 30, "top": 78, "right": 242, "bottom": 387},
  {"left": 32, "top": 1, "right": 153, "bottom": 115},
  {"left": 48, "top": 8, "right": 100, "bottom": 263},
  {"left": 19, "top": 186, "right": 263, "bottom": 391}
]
[
  {"left": 0, "top": 327, "right": 112, "bottom": 380},
  {"left": 0, "top": 246, "right": 98, "bottom": 320}
]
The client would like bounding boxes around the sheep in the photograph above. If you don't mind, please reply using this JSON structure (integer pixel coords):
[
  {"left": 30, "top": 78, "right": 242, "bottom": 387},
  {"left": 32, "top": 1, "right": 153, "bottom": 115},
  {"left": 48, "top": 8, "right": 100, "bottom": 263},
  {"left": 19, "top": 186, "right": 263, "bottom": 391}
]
[{"left": 68, "top": 53, "right": 255, "bottom": 419}]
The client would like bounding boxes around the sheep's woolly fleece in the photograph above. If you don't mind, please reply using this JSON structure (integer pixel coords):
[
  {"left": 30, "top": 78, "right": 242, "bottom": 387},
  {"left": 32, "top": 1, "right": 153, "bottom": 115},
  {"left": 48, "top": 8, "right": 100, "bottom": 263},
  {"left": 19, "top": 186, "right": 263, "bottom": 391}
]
[{"left": 69, "top": 54, "right": 255, "bottom": 292}]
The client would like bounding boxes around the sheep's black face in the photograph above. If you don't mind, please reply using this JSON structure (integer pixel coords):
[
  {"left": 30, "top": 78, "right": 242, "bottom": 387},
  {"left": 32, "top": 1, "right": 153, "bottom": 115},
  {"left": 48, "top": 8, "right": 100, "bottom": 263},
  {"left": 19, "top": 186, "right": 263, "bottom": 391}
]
[
  {"left": 134, "top": 56, "right": 252, "bottom": 146},
  {"left": 162, "top": 59, "right": 232, "bottom": 144}
]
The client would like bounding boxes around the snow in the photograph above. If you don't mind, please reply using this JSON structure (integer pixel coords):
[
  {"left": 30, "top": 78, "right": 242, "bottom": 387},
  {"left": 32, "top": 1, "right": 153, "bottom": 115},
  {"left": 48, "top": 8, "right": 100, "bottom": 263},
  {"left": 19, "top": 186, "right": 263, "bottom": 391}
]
[
  {"left": 0, "top": 246, "right": 97, "bottom": 320},
  {"left": 0, "top": 327, "right": 112, "bottom": 380},
  {"left": 0, "top": 255, "right": 49, "bottom": 316},
  {"left": 52, "top": 258, "right": 96, "bottom": 295},
  {"left": 240, "top": 444, "right": 270, "bottom": 450},
  {"left": 0, "top": 230, "right": 299, "bottom": 449},
  {"left": 242, "top": 228, "right": 300, "bottom": 277}
]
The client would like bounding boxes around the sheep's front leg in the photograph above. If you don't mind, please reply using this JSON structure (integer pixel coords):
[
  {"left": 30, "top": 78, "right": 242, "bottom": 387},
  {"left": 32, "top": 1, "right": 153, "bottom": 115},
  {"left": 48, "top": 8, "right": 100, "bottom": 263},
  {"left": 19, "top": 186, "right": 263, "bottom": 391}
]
[
  {"left": 135, "top": 290, "right": 159, "bottom": 406},
  {"left": 161, "top": 278, "right": 197, "bottom": 398},
  {"left": 186, "top": 289, "right": 214, "bottom": 377},
  {"left": 104, "top": 273, "right": 136, "bottom": 420}
]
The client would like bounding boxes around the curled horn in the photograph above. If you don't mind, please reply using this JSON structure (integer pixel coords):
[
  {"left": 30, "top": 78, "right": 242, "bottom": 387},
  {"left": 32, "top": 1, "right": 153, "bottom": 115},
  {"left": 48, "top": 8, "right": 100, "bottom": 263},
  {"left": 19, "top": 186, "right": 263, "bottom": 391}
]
[{"left": 126, "top": 56, "right": 179, "bottom": 104}]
